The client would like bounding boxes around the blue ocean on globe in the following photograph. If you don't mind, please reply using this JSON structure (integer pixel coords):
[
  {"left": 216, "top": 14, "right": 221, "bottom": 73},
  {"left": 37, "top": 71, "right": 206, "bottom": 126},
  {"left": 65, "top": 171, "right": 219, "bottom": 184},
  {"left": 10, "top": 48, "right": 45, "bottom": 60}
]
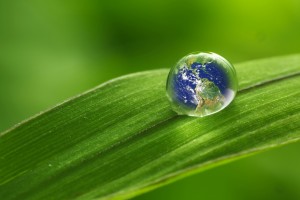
[{"left": 173, "top": 62, "right": 228, "bottom": 109}]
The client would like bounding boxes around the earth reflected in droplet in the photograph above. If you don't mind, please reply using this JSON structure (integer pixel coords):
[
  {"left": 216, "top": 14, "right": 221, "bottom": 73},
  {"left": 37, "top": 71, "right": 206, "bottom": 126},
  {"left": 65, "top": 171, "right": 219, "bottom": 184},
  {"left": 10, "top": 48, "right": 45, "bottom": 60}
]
[{"left": 166, "top": 52, "right": 238, "bottom": 117}]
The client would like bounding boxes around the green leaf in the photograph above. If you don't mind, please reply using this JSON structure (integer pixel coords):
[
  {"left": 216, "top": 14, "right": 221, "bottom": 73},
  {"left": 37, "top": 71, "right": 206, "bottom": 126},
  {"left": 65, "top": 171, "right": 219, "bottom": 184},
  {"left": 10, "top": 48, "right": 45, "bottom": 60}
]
[{"left": 1, "top": 54, "right": 300, "bottom": 200}]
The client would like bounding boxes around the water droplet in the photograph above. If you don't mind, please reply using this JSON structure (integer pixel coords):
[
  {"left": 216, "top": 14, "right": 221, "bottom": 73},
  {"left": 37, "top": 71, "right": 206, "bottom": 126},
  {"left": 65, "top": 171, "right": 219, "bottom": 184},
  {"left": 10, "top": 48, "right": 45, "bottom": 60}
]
[{"left": 166, "top": 52, "right": 238, "bottom": 117}]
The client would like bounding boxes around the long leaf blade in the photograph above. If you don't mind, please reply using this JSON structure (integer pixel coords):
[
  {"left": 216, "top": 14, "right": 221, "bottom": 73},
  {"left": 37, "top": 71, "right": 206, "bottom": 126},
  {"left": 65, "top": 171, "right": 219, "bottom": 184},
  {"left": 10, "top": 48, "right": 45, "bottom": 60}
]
[{"left": 0, "top": 54, "right": 300, "bottom": 199}]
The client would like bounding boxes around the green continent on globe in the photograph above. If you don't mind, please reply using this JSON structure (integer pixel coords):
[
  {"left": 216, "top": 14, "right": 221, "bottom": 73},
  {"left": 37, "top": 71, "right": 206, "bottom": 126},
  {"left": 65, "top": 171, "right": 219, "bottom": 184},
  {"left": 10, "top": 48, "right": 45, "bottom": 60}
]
[{"left": 195, "top": 78, "right": 225, "bottom": 114}]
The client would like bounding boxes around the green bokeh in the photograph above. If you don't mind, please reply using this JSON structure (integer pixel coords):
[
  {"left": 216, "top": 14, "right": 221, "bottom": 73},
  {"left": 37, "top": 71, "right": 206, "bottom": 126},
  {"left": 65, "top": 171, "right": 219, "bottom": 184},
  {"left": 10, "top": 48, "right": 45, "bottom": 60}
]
[{"left": 0, "top": 0, "right": 300, "bottom": 199}]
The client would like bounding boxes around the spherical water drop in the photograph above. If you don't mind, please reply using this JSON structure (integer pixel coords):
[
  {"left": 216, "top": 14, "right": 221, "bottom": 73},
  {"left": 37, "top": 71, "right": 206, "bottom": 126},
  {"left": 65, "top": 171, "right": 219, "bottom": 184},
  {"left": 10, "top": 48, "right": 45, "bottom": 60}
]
[{"left": 166, "top": 52, "right": 238, "bottom": 117}]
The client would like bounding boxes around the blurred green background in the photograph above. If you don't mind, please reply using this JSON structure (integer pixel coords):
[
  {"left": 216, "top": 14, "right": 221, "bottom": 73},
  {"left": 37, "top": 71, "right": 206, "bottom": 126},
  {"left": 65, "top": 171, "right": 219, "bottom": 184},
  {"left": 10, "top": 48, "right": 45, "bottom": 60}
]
[{"left": 1, "top": 0, "right": 300, "bottom": 199}]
